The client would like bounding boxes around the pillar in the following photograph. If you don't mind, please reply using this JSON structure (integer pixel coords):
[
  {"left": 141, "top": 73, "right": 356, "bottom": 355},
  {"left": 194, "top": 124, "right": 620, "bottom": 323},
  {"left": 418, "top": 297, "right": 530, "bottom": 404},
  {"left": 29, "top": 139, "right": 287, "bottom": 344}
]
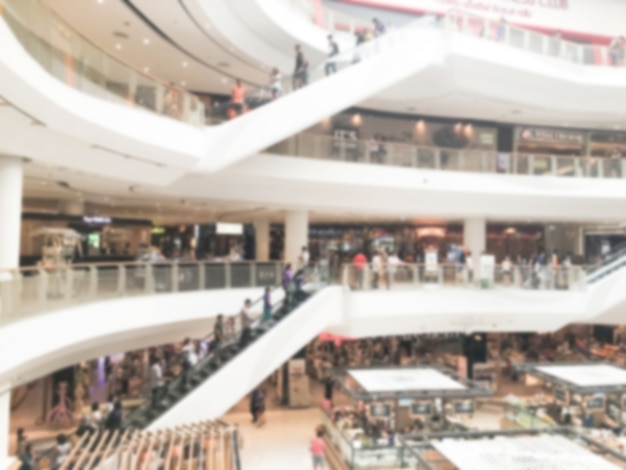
[
  {"left": 254, "top": 220, "right": 270, "bottom": 262},
  {"left": 58, "top": 200, "right": 85, "bottom": 216},
  {"left": 464, "top": 218, "right": 486, "bottom": 272},
  {"left": 284, "top": 210, "right": 308, "bottom": 266},
  {"left": 0, "top": 387, "right": 10, "bottom": 469},
  {"left": 0, "top": 156, "right": 23, "bottom": 271}
]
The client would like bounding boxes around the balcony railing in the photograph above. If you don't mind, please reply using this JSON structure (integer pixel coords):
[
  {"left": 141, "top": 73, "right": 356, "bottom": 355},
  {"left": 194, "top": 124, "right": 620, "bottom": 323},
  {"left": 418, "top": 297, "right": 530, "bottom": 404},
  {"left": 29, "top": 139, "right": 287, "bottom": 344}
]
[
  {"left": 0, "top": 261, "right": 282, "bottom": 327},
  {"left": 341, "top": 263, "right": 587, "bottom": 291},
  {"left": 269, "top": 133, "right": 626, "bottom": 179},
  {"left": 444, "top": 9, "right": 622, "bottom": 67},
  {"left": 0, "top": 0, "right": 206, "bottom": 125}
]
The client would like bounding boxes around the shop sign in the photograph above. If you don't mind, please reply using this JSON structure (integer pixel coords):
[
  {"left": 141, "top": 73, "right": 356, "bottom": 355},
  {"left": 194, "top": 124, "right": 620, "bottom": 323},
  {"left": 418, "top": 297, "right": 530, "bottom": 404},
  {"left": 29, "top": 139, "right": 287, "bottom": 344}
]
[
  {"left": 82, "top": 215, "right": 112, "bottom": 224},
  {"left": 479, "top": 254, "right": 496, "bottom": 283},
  {"left": 425, "top": 250, "right": 439, "bottom": 273},
  {"left": 518, "top": 127, "right": 584, "bottom": 144},
  {"left": 151, "top": 226, "right": 166, "bottom": 234}
]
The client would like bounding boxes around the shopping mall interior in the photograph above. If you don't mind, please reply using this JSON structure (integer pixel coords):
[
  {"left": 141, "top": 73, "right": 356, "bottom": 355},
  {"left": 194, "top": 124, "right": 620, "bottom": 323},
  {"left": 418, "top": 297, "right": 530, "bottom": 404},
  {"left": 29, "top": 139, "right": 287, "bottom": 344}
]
[{"left": 2, "top": 0, "right": 626, "bottom": 469}]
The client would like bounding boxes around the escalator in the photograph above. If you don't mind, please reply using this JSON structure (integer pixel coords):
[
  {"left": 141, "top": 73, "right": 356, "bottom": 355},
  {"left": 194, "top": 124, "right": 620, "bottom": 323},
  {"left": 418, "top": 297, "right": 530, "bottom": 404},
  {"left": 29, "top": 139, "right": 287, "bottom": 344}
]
[
  {"left": 586, "top": 241, "right": 626, "bottom": 284},
  {"left": 125, "top": 274, "right": 341, "bottom": 430}
]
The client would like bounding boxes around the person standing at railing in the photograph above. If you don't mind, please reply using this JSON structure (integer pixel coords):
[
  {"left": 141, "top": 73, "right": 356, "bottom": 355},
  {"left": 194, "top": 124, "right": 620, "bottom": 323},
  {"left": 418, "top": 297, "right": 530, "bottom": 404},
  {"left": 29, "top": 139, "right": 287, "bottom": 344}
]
[
  {"left": 231, "top": 79, "right": 246, "bottom": 116},
  {"left": 610, "top": 147, "right": 623, "bottom": 177},
  {"left": 325, "top": 35, "right": 339, "bottom": 76},
  {"left": 496, "top": 17, "right": 507, "bottom": 42},
  {"left": 371, "top": 250, "right": 382, "bottom": 289},
  {"left": 352, "top": 251, "right": 367, "bottom": 289},
  {"left": 213, "top": 315, "right": 225, "bottom": 351},
  {"left": 502, "top": 256, "right": 512, "bottom": 285},
  {"left": 609, "top": 36, "right": 624, "bottom": 66}
]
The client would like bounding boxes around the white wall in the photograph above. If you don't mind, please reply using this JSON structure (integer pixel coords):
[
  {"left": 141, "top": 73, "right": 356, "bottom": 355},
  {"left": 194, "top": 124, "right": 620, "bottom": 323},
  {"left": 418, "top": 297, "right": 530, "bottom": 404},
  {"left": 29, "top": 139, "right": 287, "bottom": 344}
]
[{"left": 337, "top": 0, "right": 626, "bottom": 40}]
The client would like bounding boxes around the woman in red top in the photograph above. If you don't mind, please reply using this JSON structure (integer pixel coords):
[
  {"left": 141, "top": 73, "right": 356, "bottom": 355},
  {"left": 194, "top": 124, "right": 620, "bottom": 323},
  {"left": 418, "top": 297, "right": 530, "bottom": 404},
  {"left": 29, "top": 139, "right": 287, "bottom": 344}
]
[{"left": 231, "top": 79, "right": 245, "bottom": 116}]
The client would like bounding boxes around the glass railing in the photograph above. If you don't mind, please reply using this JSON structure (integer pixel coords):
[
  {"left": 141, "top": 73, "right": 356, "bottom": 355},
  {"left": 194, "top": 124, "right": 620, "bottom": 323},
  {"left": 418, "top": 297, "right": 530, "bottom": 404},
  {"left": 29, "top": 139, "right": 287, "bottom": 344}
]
[
  {"left": 0, "top": 261, "right": 282, "bottom": 327},
  {"left": 279, "top": 0, "right": 372, "bottom": 35},
  {"left": 125, "top": 268, "right": 327, "bottom": 429},
  {"left": 0, "top": 0, "right": 205, "bottom": 124},
  {"left": 268, "top": 133, "right": 626, "bottom": 179},
  {"left": 586, "top": 241, "right": 626, "bottom": 284},
  {"left": 342, "top": 263, "right": 587, "bottom": 291},
  {"left": 444, "top": 9, "right": 622, "bottom": 67}
]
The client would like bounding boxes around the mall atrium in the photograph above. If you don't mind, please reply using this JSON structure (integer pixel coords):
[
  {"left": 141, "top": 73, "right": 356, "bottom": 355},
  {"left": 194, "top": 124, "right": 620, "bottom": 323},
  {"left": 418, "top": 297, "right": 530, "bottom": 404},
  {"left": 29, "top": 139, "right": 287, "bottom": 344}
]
[{"left": 2, "top": 0, "right": 626, "bottom": 469}]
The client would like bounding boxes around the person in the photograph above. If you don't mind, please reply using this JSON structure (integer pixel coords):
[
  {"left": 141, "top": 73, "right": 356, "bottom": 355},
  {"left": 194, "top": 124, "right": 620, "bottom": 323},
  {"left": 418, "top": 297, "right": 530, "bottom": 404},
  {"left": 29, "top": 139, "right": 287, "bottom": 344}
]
[
  {"left": 610, "top": 147, "right": 622, "bottom": 177},
  {"left": 371, "top": 251, "right": 381, "bottom": 289},
  {"left": 325, "top": 35, "right": 339, "bottom": 76},
  {"left": 149, "top": 356, "right": 165, "bottom": 409},
  {"left": 353, "top": 30, "right": 365, "bottom": 63},
  {"left": 609, "top": 36, "right": 624, "bottom": 66},
  {"left": 16, "top": 428, "right": 27, "bottom": 459},
  {"left": 91, "top": 402, "right": 103, "bottom": 429},
  {"left": 255, "top": 388, "right": 267, "bottom": 427},
  {"left": 551, "top": 30, "right": 562, "bottom": 57},
  {"left": 497, "top": 17, "right": 507, "bottom": 41},
  {"left": 310, "top": 428, "right": 326, "bottom": 469},
  {"left": 269, "top": 67, "right": 282, "bottom": 99},
  {"left": 262, "top": 287, "right": 273, "bottom": 322},
  {"left": 105, "top": 400, "right": 123, "bottom": 431},
  {"left": 293, "top": 45, "right": 308, "bottom": 90},
  {"left": 502, "top": 256, "right": 512, "bottom": 285},
  {"left": 106, "top": 394, "right": 116, "bottom": 417},
  {"left": 380, "top": 250, "right": 390, "bottom": 289},
  {"left": 231, "top": 79, "right": 245, "bottom": 116},
  {"left": 55, "top": 434, "right": 71, "bottom": 469},
  {"left": 372, "top": 18, "right": 386, "bottom": 37},
  {"left": 368, "top": 135, "right": 380, "bottom": 162},
  {"left": 283, "top": 263, "right": 294, "bottom": 299},
  {"left": 250, "top": 388, "right": 260, "bottom": 423},
  {"left": 213, "top": 314, "right": 225, "bottom": 350},
  {"left": 239, "top": 299, "right": 253, "bottom": 348},
  {"left": 465, "top": 250, "right": 474, "bottom": 284},
  {"left": 19, "top": 444, "right": 33, "bottom": 470},
  {"left": 299, "top": 246, "right": 310, "bottom": 267},
  {"left": 352, "top": 252, "right": 367, "bottom": 289},
  {"left": 181, "top": 338, "right": 198, "bottom": 385}
]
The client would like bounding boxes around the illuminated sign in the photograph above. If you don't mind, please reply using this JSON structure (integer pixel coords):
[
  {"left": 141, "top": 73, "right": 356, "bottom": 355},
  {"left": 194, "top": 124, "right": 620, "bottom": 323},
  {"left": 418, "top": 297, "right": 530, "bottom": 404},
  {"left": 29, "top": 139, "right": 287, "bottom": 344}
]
[
  {"left": 216, "top": 223, "right": 243, "bottom": 235},
  {"left": 82, "top": 215, "right": 112, "bottom": 224}
]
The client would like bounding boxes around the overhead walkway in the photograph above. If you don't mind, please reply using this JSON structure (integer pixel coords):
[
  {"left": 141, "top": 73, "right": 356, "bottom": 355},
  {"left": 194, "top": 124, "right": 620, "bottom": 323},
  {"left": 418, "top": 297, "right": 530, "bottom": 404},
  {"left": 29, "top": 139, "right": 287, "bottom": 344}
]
[{"left": 3, "top": 0, "right": 626, "bottom": 182}]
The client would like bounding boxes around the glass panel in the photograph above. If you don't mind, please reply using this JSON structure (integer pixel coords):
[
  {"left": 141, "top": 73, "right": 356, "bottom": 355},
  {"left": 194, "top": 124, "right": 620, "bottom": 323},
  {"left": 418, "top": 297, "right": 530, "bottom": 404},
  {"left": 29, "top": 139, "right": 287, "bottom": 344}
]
[{"left": 1, "top": 0, "right": 204, "bottom": 124}]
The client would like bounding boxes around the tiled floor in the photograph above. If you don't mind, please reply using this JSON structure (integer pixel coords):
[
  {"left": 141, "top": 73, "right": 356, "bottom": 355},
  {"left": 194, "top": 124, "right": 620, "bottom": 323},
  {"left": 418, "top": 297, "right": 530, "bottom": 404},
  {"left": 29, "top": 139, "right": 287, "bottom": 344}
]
[{"left": 223, "top": 409, "right": 324, "bottom": 470}]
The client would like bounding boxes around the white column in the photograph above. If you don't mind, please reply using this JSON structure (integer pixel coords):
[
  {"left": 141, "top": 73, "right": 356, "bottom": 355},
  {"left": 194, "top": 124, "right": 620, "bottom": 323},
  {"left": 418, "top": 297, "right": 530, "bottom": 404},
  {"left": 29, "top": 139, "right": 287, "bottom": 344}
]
[
  {"left": 284, "top": 211, "right": 308, "bottom": 266},
  {"left": 464, "top": 218, "right": 486, "bottom": 272},
  {"left": 254, "top": 220, "right": 270, "bottom": 262},
  {"left": 0, "top": 156, "right": 23, "bottom": 271},
  {"left": 58, "top": 200, "right": 85, "bottom": 216},
  {"left": 0, "top": 387, "right": 10, "bottom": 469}
]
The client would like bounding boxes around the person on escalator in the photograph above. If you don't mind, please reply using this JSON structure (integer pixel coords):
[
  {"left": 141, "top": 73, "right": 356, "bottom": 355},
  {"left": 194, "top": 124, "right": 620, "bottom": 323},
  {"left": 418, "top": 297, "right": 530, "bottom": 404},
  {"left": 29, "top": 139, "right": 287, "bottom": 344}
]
[
  {"left": 230, "top": 79, "right": 245, "bottom": 116},
  {"left": 213, "top": 315, "right": 225, "bottom": 351},
  {"left": 239, "top": 299, "right": 253, "bottom": 348},
  {"left": 293, "top": 45, "right": 308, "bottom": 90},
  {"left": 263, "top": 287, "right": 273, "bottom": 323},
  {"left": 325, "top": 35, "right": 339, "bottom": 76}
]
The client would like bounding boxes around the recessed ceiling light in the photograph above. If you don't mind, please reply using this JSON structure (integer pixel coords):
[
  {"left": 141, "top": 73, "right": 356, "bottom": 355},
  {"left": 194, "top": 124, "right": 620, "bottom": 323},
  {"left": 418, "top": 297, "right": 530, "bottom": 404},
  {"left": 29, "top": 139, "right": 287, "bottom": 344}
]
[
  {"left": 143, "top": 66, "right": 150, "bottom": 73},
  {"left": 182, "top": 61, "right": 189, "bottom": 68},
  {"left": 96, "top": 0, "right": 104, "bottom": 4},
  {"left": 180, "top": 80, "right": 187, "bottom": 87},
  {"left": 143, "top": 38, "right": 150, "bottom": 45},
  {"left": 221, "top": 77, "right": 228, "bottom": 84},
  {"left": 115, "top": 43, "right": 122, "bottom": 50}
]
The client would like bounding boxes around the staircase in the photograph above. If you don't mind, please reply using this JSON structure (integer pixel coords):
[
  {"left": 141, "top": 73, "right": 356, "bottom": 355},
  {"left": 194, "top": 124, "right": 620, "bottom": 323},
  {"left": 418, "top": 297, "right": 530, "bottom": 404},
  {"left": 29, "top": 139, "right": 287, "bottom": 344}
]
[{"left": 126, "top": 273, "right": 327, "bottom": 430}]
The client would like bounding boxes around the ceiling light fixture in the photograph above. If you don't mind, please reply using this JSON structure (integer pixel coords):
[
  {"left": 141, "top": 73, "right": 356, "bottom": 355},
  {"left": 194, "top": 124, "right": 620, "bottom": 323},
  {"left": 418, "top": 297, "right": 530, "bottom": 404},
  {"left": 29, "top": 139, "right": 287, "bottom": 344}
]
[
  {"left": 96, "top": 0, "right": 104, "bottom": 4},
  {"left": 115, "top": 43, "right": 122, "bottom": 50},
  {"left": 143, "top": 38, "right": 150, "bottom": 45},
  {"left": 143, "top": 66, "right": 150, "bottom": 73},
  {"left": 181, "top": 80, "right": 187, "bottom": 87},
  {"left": 182, "top": 61, "right": 189, "bottom": 68}
]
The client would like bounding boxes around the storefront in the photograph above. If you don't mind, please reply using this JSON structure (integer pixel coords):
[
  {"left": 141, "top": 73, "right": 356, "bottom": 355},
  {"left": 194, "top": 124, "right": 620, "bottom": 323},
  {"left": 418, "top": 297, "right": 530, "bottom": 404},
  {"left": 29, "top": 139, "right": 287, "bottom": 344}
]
[{"left": 20, "top": 213, "right": 152, "bottom": 266}]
